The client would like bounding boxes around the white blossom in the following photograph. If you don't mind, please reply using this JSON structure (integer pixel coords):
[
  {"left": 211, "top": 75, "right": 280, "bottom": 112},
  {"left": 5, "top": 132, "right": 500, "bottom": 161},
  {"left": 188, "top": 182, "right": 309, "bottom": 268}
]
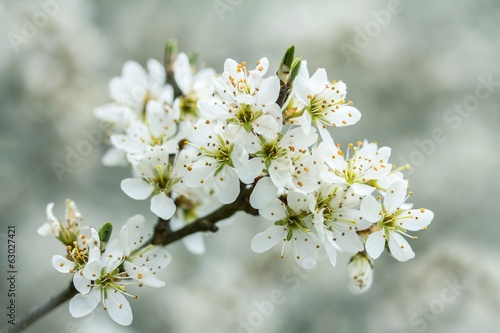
[
  {"left": 173, "top": 52, "right": 216, "bottom": 121},
  {"left": 121, "top": 146, "right": 192, "bottom": 220},
  {"left": 321, "top": 140, "right": 392, "bottom": 195},
  {"left": 68, "top": 216, "right": 171, "bottom": 326},
  {"left": 108, "top": 59, "right": 173, "bottom": 114},
  {"left": 251, "top": 191, "right": 321, "bottom": 269},
  {"left": 311, "top": 185, "right": 371, "bottom": 266},
  {"left": 238, "top": 126, "right": 318, "bottom": 189},
  {"left": 184, "top": 120, "right": 245, "bottom": 204},
  {"left": 292, "top": 65, "right": 361, "bottom": 144},
  {"left": 361, "top": 180, "right": 434, "bottom": 261}
]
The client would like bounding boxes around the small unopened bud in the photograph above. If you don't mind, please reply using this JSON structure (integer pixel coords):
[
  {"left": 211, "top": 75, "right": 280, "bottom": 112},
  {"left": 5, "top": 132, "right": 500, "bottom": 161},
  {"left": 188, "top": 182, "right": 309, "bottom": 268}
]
[{"left": 347, "top": 252, "right": 373, "bottom": 294}]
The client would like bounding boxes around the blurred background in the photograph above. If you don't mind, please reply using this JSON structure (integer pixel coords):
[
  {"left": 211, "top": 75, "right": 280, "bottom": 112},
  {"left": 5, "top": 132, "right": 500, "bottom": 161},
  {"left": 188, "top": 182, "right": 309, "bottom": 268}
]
[{"left": 0, "top": 0, "right": 499, "bottom": 332}]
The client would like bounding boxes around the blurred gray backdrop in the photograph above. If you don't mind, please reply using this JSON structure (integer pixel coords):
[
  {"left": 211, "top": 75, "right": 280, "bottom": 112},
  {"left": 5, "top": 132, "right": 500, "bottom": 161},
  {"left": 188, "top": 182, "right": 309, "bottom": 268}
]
[{"left": 1, "top": 0, "right": 499, "bottom": 332}]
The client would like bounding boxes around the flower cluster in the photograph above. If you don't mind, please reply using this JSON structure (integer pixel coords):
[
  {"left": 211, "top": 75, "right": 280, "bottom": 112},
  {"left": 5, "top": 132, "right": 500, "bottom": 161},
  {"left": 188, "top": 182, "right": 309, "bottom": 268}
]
[
  {"left": 93, "top": 45, "right": 434, "bottom": 294},
  {"left": 40, "top": 44, "right": 434, "bottom": 327},
  {"left": 39, "top": 200, "right": 171, "bottom": 325}
]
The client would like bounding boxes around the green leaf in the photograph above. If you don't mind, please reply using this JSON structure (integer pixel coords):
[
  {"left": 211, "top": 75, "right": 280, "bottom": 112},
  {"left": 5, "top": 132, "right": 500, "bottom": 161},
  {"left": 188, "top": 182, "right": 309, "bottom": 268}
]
[{"left": 277, "top": 45, "right": 295, "bottom": 82}]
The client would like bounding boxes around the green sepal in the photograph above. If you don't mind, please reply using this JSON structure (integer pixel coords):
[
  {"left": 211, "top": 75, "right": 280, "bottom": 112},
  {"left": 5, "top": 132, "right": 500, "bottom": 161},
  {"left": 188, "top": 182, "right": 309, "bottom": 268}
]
[
  {"left": 98, "top": 222, "right": 113, "bottom": 251},
  {"left": 277, "top": 45, "right": 295, "bottom": 82},
  {"left": 289, "top": 58, "right": 302, "bottom": 83}
]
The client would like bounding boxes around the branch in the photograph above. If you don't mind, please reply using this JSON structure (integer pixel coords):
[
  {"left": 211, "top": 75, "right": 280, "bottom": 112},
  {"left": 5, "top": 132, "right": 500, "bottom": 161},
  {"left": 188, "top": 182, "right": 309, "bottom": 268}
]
[
  {"left": 2, "top": 283, "right": 77, "bottom": 333},
  {"left": 152, "top": 182, "right": 258, "bottom": 245}
]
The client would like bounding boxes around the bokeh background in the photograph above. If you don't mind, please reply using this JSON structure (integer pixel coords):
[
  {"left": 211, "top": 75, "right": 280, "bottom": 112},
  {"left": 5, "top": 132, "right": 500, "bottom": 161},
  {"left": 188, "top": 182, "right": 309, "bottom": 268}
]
[{"left": 1, "top": 0, "right": 499, "bottom": 332}]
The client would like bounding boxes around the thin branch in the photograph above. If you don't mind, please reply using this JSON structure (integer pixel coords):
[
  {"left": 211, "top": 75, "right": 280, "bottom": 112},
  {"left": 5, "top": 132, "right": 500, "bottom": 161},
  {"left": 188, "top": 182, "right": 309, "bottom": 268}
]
[
  {"left": 152, "top": 182, "right": 258, "bottom": 245},
  {"left": 2, "top": 283, "right": 77, "bottom": 333}
]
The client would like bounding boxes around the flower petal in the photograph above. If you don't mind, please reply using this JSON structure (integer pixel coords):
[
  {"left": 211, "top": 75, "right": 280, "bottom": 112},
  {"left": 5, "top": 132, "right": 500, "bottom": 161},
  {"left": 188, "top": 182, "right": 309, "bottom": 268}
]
[
  {"left": 388, "top": 232, "right": 415, "bottom": 262},
  {"left": 214, "top": 167, "right": 240, "bottom": 204},
  {"left": 119, "top": 214, "right": 148, "bottom": 255},
  {"left": 173, "top": 53, "right": 193, "bottom": 95},
  {"left": 150, "top": 193, "right": 176, "bottom": 220},
  {"left": 351, "top": 183, "right": 375, "bottom": 196},
  {"left": 360, "top": 195, "right": 382, "bottom": 223},
  {"left": 259, "top": 198, "right": 287, "bottom": 221},
  {"left": 384, "top": 180, "right": 408, "bottom": 213},
  {"left": 400, "top": 209, "right": 434, "bottom": 231},
  {"left": 292, "top": 230, "right": 319, "bottom": 270},
  {"left": 52, "top": 255, "right": 75, "bottom": 273},
  {"left": 249, "top": 177, "right": 278, "bottom": 209},
  {"left": 73, "top": 272, "right": 92, "bottom": 294},
  {"left": 69, "top": 289, "right": 101, "bottom": 318},
  {"left": 182, "top": 233, "right": 206, "bottom": 255},
  {"left": 106, "top": 291, "right": 133, "bottom": 326},
  {"left": 251, "top": 225, "right": 287, "bottom": 253},
  {"left": 123, "top": 261, "right": 165, "bottom": 288},
  {"left": 121, "top": 178, "right": 154, "bottom": 200},
  {"left": 129, "top": 246, "right": 172, "bottom": 273},
  {"left": 365, "top": 230, "right": 385, "bottom": 259}
]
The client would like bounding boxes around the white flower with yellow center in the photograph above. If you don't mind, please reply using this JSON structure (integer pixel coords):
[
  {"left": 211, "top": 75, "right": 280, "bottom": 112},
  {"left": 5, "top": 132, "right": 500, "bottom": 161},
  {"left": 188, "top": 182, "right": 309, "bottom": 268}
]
[
  {"left": 173, "top": 52, "right": 216, "bottom": 121},
  {"left": 51, "top": 227, "right": 101, "bottom": 294},
  {"left": 321, "top": 140, "right": 392, "bottom": 195},
  {"left": 184, "top": 120, "right": 245, "bottom": 204},
  {"left": 121, "top": 146, "right": 192, "bottom": 220},
  {"left": 215, "top": 58, "right": 269, "bottom": 99},
  {"left": 251, "top": 190, "right": 321, "bottom": 269},
  {"left": 110, "top": 100, "right": 181, "bottom": 163},
  {"left": 311, "top": 185, "right": 371, "bottom": 266},
  {"left": 293, "top": 66, "right": 361, "bottom": 144},
  {"left": 107, "top": 59, "right": 173, "bottom": 114},
  {"left": 67, "top": 216, "right": 171, "bottom": 326},
  {"left": 198, "top": 58, "right": 282, "bottom": 140},
  {"left": 360, "top": 180, "right": 434, "bottom": 262},
  {"left": 69, "top": 240, "right": 133, "bottom": 326},
  {"left": 239, "top": 127, "right": 318, "bottom": 189}
]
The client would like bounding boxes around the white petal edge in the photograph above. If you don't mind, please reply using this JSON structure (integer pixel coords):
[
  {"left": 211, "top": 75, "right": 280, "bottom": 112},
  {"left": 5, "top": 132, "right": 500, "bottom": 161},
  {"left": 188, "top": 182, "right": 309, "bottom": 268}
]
[
  {"left": 365, "top": 230, "right": 385, "bottom": 259},
  {"left": 121, "top": 178, "right": 154, "bottom": 200}
]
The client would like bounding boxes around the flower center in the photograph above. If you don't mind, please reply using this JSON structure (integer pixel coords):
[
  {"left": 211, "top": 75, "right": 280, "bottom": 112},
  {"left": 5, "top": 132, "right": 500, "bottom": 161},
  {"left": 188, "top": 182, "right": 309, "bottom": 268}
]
[
  {"left": 179, "top": 95, "right": 199, "bottom": 120},
  {"left": 232, "top": 104, "right": 262, "bottom": 131}
]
